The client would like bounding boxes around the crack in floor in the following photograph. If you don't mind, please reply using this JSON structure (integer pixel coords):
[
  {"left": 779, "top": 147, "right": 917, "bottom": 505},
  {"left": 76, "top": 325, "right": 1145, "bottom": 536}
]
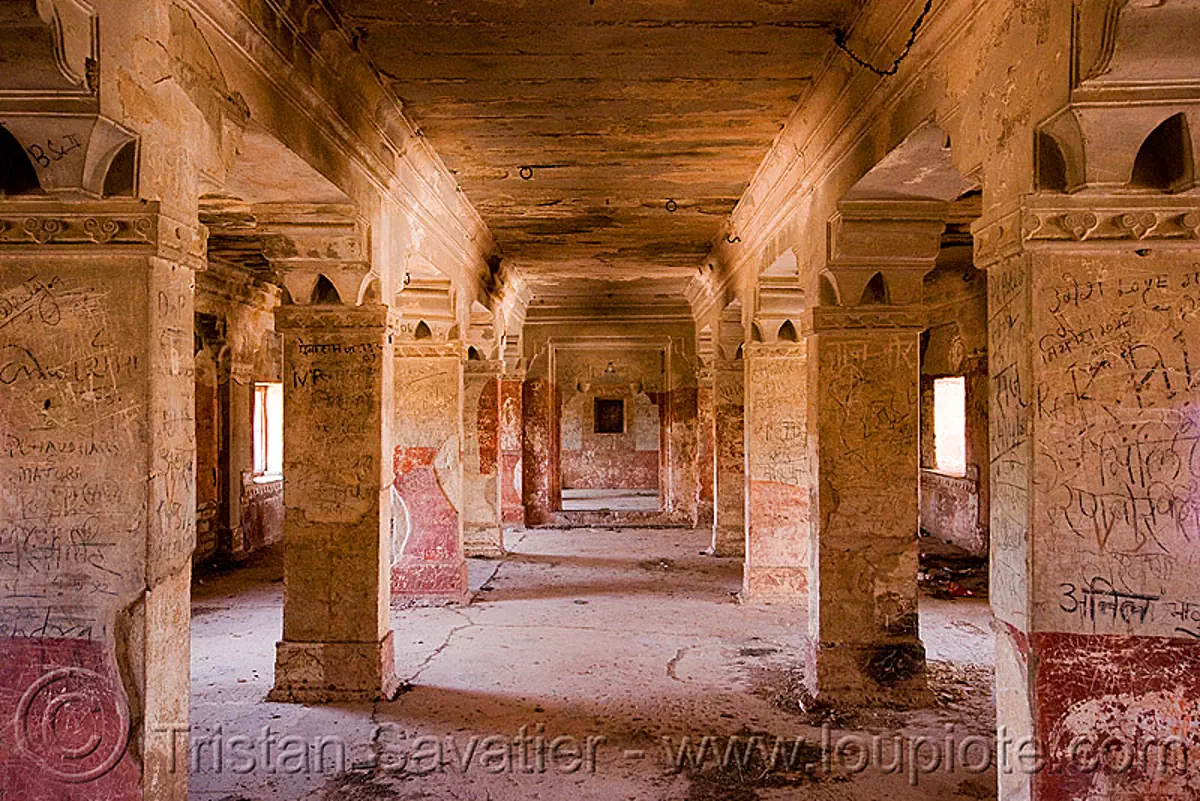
[{"left": 667, "top": 646, "right": 690, "bottom": 681}]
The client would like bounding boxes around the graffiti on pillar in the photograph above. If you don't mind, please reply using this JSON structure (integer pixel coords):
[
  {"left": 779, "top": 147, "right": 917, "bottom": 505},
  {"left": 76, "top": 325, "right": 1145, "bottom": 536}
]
[
  {"left": 0, "top": 264, "right": 180, "bottom": 798},
  {"left": 745, "top": 348, "right": 810, "bottom": 597},
  {"left": 1032, "top": 254, "right": 1200, "bottom": 640}
]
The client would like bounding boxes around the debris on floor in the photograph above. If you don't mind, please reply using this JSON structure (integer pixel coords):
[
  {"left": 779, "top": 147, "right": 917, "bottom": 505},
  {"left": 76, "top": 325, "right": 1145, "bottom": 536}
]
[{"left": 919, "top": 537, "right": 989, "bottom": 599}]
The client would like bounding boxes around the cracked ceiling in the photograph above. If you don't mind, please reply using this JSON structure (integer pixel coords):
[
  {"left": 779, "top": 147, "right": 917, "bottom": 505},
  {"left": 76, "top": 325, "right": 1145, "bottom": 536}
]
[{"left": 331, "top": 0, "right": 861, "bottom": 306}]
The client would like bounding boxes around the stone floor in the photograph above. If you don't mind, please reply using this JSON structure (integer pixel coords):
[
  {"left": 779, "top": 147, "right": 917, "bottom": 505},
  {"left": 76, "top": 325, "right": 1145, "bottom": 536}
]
[
  {"left": 560, "top": 488, "right": 662, "bottom": 511},
  {"left": 191, "top": 528, "right": 997, "bottom": 800}
]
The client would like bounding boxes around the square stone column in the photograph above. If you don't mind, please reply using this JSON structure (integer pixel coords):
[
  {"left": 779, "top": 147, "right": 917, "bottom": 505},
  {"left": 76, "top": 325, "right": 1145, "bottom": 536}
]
[
  {"left": 0, "top": 202, "right": 203, "bottom": 801},
  {"left": 463, "top": 360, "right": 504, "bottom": 557},
  {"left": 522, "top": 376, "right": 557, "bottom": 525},
  {"left": 391, "top": 343, "right": 469, "bottom": 603},
  {"left": 743, "top": 342, "right": 812, "bottom": 600},
  {"left": 978, "top": 196, "right": 1200, "bottom": 800},
  {"left": 697, "top": 367, "right": 716, "bottom": 529},
  {"left": 712, "top": 358, "right": 746, "bottom": 557},
  {"left": 804, "top": 309, "right": 928, "bottom": 705},
  {"left": 500, "top": 370, "right": 526, "bottom": 528},
  {"left": 269, "top": 304, "right": 399, "bottom": 703}
]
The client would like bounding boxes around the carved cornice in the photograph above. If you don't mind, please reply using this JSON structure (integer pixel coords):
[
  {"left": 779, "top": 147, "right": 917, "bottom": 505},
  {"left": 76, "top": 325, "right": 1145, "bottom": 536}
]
[
  {"left": 744, "top": 342, "right": 806, "bottom": 359},
  {"left": 974, "top": 194, "right": 1200, "bottom": 267},
  {"left": 275, "top": 303, "right": 390, "bottom": 333},
  {"left": 804, "top": 305, "right": 928, "bottom": 334},
  {"left": 394, "top": 342, "right": 465, "bottom": 359},
  {"left": 0, "top": 201, "right": 207, "bottom": 269},
  {"left": 464, "top": 358, "right": 504, "bottom": 376}
]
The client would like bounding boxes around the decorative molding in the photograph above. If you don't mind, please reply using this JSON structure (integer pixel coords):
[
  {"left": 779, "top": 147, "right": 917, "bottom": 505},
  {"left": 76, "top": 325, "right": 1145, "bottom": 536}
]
[
  {"left": 394, "top": 342, "right": 465, "bottom": 359},
  {"left": 1025, "top": 206, "right": 1200, "bottom": 245},
  {"left": 975, "top": 194, "right": 1200, "bottom": 267},
  {"left": 0, "top": 201, "right": 207, "bottom": 269},
  {"left": 744, "top": 342, "right": 806, "bottom": 359},
  {"left": 464, "top": 358, "right": 504, "bottom": 375},
  {"left": 274, "top": 303, "right": 390, "bottom": 333},
  {"left": 804, "top": 305, "right": 928, "bottom": 334}
]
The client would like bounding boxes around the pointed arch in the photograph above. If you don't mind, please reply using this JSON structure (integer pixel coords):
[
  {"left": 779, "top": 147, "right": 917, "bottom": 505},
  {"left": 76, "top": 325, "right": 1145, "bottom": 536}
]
[
  {"left": 1036, "top": 131, "right": 1069, "bottom": 193},
  {"left": 414, "top": 321, "right": 433, "bottom": 341},
  {"left": 0, "top": 127, "right": 41, "bottom": 196},
  {"left": 1131, "top": 113, "right": 1194, "bottom": 193},
  {"left": 312, "top": 274, "right": 343, "bottom": 305},
  {"left": 778, "top": 320, "right": 798, "bottom": 342},
  {"left": 860, "top": 272, "right": 889, "bottom": 305},
  {"left": 819, "top": 273, "right": 841, "bottom": 307}
]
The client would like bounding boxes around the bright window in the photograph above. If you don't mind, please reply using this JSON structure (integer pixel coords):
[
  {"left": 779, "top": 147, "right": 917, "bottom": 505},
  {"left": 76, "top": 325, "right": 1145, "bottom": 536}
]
[
  {"left": 934, "top": 377, "right": 967, "bottom": 476},
  {"left": 253, "top": 383, "right": 284, "bottom": 477}
]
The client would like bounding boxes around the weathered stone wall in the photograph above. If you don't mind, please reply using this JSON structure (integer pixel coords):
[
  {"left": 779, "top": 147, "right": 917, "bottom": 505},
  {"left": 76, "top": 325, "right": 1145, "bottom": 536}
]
[
  {"left": 1024, "top": 249, "right": 1200, "bottom": 799},
  {"left": 521, "top": 320, "right": 698, "bottom": 524},
  {"left": 556, "top": 348, "right": 664, "bottom": 491}
]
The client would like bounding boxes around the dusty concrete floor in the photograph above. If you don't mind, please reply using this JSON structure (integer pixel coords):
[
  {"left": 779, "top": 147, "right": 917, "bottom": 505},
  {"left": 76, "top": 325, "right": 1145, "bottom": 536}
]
[
  {"left": 561, "top": 489, "right": 661, "bottom": 511},
  {"left": 191, "top": 528, "right": 996, "bottom": 800}
]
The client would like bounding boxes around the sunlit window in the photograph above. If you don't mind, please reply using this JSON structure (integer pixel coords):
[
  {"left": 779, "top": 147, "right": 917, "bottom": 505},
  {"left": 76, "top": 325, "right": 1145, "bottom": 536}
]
[
  {"left": 253, "top": 383, "right": 284, "bottom": 477},
  {"left": 934, "top": 377, "right": 967, "bottom": 476}
]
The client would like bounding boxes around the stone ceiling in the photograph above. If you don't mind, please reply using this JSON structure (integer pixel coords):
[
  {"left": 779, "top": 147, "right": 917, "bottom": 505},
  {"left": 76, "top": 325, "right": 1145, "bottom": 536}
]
[{"left": 333, "top": 0, "right": 859, "bottom": 305}]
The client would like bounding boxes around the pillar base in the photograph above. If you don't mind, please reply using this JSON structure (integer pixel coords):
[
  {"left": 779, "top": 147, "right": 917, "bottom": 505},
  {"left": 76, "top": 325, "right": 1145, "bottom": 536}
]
[
  {"left": 268, "top": 632, "right": 400, "bottom": 704},
  {"left": 710, "top": 526, "right": 745, "bottom": 558},
  {"left": 390, "top": 563, "right": 469, "bottom": 605},
  {"left": 742, "top": 565, "right": 807, "bottom": 601},
  {"left": 463, "top": 525, "right": 505, "bottom": 559},
  {"left": 806, "top": 638, "right": 932, "bottom": 707}
]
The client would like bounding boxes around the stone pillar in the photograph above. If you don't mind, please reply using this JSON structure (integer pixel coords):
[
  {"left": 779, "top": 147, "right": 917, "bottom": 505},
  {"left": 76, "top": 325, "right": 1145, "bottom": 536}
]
[
  {"left": 522, "top": 376, "right": 555, "bottom": 525},
  {"left": 712, "top": 357, "right": 746, "bottom": 557},
  {"left": 462, "top": 359, "right": 504, "bottom": 557},
  {"left": 391, "top": 342, "right": 468, "bottom": 602},
  {"left": 666, "top": 374, "right": 701, "bottom": 525},
  {"left": 500, "top": 370, "right": 526, "bottom": 528},
  {"left": 804, "top": 310, "right": 928, "bottom": 704},
  {"left": 269, "top": 304, "right": 399, "bottom": 703},
  {"left": 978, "top": 195, "right": 1200, "bottom": 800},
  {"left": 743, "top": 341, "right": 812, "bottom": 599},
  {"left": 0, "top": 202, "right": 202, "bottom": 800},
  {"left": 696, "top": 367, "right": 716, "bottom": 529},
  {"left": 803, "top": 201, "right": 942, "bottom": 704}
]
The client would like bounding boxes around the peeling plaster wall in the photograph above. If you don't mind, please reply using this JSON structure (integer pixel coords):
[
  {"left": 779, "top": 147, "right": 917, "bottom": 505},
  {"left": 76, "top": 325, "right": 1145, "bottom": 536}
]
[
  {"left": 521, "top": 320, "right": 698, "bottom": 524},
  {"left": 557, "top": 349, "right": 663, "bottom": 492}
]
